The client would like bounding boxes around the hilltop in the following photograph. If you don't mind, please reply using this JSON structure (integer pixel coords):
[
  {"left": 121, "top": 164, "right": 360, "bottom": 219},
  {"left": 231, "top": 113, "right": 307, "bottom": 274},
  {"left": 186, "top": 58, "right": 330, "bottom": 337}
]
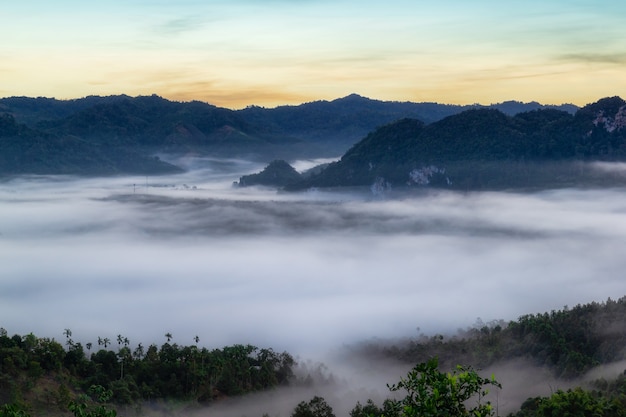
[
  {"left": 0, "top": 94, "right": 577, "bottom": 177},
  {"left": 285, "top": 96, "right": 626, "bottom": 190}
]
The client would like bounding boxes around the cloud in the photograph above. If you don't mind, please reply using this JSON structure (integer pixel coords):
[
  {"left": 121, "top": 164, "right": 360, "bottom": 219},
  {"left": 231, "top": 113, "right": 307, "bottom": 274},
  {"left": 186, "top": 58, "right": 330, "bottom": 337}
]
[
  {"left": 557, "top": 52, "right": 626, "bottom": 65},
  {"left": 153, "top": 16, "right": 208, "bottom": 36},
  {"left": 2, "top": 159, "right": 626, "bottom": 412},
  {"left": 153, "top": 13, "right": 218, "bottom": 37}
]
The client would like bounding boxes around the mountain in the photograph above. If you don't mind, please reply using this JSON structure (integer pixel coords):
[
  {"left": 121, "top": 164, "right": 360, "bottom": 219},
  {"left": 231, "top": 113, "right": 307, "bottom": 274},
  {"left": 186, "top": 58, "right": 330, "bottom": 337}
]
[
  {"left": 0, "top": 95, "right": 283, "bottom": 176},
  {"left": 491, "top": 99, "right": 578, "bottom": 116},
  {"left": 287, "top": 97, "right": 626, "bottom": 190},
  {"left": 237, "top": 159, "right": 303, "bottom": 187},
  {"left": 0, "top": 94, "right": 580, "bottom": 177},
  {"left": 237, "top": 94, "right": 577, "bottom": 154},
  {"left": 0, "top": 113, "right": 181, "bottom": 176},
  {"left": 34, "top": 95, "right": 259, "bottom": 153}
]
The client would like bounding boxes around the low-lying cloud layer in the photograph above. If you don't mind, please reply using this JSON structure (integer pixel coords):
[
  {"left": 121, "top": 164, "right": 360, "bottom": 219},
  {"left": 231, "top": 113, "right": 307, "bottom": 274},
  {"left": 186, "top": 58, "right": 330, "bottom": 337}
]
[{"left": 2, "top": 158, "right": 626, "bottom": 413}]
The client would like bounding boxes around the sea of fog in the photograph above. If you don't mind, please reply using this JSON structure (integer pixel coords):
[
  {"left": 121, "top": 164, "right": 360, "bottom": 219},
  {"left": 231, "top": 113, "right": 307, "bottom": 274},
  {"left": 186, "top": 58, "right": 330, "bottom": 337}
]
[{"left": 2, "top": 157, "right": 626, "bottom": 414}]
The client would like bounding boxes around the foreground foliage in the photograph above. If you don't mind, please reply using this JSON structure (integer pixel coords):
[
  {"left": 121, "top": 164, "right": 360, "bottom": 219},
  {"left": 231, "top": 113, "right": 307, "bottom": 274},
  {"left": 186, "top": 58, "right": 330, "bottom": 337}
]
[
  {"left": 346, "top": 358, "right": 500, "bottom": 417},
  {"left": 386, "top": 357, "right": 500, "bottom": 417},
  {"left": 292, "top": 357, "right": 626, "bottom": 417}
]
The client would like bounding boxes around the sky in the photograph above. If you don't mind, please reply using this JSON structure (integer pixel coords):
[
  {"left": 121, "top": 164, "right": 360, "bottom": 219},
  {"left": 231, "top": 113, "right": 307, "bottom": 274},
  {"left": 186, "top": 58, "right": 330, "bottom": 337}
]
[{"left": 2, "top": 0, "right": 626, "bottom": 108}]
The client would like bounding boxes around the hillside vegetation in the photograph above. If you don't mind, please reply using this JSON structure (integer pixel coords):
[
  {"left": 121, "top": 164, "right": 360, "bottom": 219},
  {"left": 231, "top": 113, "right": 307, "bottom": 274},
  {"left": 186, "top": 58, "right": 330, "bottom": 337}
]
[
  {"left": 354, "top": 297, "right": 626, "bottom": 379},
  {"left": 0, "top": 331, "right": 294, "bottom": 415},
  {"left": 4, "top": 297, "right": 626, "bottom": 416}
]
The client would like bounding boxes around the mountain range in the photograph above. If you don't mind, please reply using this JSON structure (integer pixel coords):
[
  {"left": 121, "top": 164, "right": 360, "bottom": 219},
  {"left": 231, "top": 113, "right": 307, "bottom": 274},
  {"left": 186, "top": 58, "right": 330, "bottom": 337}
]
[
  {"left": 0, "top": 94, "right": 579, "bottom": 177},
  {"left": 252, "top": 96, "right": 626, "bottom": 191}
]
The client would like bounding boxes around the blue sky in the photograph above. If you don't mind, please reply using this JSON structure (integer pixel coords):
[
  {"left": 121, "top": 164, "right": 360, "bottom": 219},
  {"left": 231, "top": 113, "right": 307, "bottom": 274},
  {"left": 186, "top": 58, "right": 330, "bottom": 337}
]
[{"left": 2, "top": 0, "right": 625, "bottom": 107}]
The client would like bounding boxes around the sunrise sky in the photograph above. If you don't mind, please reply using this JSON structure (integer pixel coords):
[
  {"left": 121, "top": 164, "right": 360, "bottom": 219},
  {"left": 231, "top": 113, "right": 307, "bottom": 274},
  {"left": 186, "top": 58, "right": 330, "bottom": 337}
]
[{"left": 2, "top": 0, "right": 626, "bottom": 109}]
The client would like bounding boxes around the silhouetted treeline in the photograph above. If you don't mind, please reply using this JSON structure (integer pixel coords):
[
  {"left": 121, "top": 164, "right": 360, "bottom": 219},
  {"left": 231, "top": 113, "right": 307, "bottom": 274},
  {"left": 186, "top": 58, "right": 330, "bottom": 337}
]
[
  {"left": 0, "top": 328, "right": 294, "bottom": 410},
  {"left": 355, "top": 296, "right": 626, "bottom": 379}
]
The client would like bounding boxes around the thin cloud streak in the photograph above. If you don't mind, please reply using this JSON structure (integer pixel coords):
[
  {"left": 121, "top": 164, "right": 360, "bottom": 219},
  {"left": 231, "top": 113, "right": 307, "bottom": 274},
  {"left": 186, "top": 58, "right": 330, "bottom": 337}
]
[
  {"left": 153, "top": 16, "right": 207, "bottom": 36},
  {"left": 557, "top": 52, "right": 626, "bottom": 65}
]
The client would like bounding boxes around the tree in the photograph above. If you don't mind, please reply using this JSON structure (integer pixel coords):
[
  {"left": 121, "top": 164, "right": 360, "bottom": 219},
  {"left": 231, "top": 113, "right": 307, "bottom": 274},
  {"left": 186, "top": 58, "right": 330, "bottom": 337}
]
[
  {"left": 350, "top": 399, "right": 385, "bottom": 417},
  {"left": 291, "top": 396, "right": 335, "bottom": 417},
  {"left": 117, "top": 346, "right": 131, "bottom": 380},
  {"left": 64, "top": 328, "right": 74, "bottom": 348},
  {"left": 64, "top": 342, "right": 87, "bottom": 374},
  {"left": 68, "top": 385, "right": 117, "bottom": 417},
  {"left": 33, "top": 337, "right": 65, "bottom": 371},
  {"left": 511, "top": 388, "right": 621, "bottom": 417},
  {"left": 133, "top": 343, "right": 144, "bottom": 360},
  {"left": 387, "top": 357, "right": 500, "bottom": 417},
  {"left": 165, "top": 333, "right": 172, "bottom": 343}
]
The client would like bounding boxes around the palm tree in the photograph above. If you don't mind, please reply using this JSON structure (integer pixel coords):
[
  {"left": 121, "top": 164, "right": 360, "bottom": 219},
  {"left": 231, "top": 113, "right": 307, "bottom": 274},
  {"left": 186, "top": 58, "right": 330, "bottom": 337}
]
[
  {"left": 133, "top": 343, "right": 144, "bottom": 360},
  {"left": 194, "top": 335, "right": 200, "bottom": 345},
  {"left": 103, "top": 338, "right": 111, "bottom": 348},
  {"left": 63, "top": 328, "right": 73, "bottom": 347},
  {"left": 165, "top": 332, "right": 173, "bottom": 343},
  {"left": 118, "top": 346, "right": 131, "bottom": 380}
]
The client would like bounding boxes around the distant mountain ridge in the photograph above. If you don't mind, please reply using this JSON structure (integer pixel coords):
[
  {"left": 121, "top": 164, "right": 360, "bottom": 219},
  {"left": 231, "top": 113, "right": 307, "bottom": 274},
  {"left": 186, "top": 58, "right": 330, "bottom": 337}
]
[
  {"left": 238, "top": 94, "right": 577, "bottom": 152},
  {"left": 285, "top": 96, "right": 626, "bottom": 190},
  {"left": 0, "top": 93, "right": 585, "bottom": 177}
]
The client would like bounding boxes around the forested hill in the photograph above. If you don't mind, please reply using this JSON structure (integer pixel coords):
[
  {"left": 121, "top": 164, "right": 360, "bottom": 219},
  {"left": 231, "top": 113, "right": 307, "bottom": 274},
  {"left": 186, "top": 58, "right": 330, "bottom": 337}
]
[
  {"left": 0, "top": 94, "right": 576, "bottom": 176},
  {"left": 0, "top": 112, "right": 182, "bottom": 176},
  {"left": 236, "top": 94, "right": 576, "bottom": 149},
  {"left": 353, "top": 296, "right": 626, "bottom": 379},
  {"left": 4, "top": 296, "right": 626, "bottom": 416},
  {"left": 288, "top": 96, "right": 626, "bottom": 190}
]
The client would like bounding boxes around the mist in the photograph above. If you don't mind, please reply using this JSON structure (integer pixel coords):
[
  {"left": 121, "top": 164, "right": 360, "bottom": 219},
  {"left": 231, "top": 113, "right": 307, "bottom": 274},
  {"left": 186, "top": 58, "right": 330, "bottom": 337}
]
[{"left": 2, "top": 157, "right": 626, "bottom": 414}]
